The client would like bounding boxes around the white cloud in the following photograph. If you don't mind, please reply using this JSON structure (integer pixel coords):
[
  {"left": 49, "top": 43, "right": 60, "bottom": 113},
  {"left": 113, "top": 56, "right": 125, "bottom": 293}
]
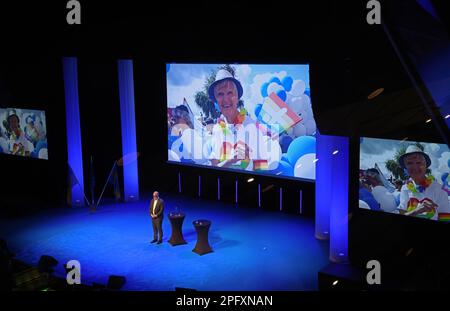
[
  {"left": 235, "top": 65, "right": 251, "bottom": 82},
  {"left": 360, "top": 148, "right": 397, "bottom": 178},
  {"left": 167, "top": 76, "right": 206, "bottom": 117}
]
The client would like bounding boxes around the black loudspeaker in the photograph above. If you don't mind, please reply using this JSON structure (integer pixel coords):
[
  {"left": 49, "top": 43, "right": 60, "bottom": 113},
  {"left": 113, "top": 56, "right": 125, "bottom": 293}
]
[
  {"left": 106, "top": 275, "right": 126, "bottom": 290},
  {"left": 37, "top": 255, "right": 58, "bottom": 273},
  {"left": 318, "top": 263, "right": 366, "bottom": 290}
]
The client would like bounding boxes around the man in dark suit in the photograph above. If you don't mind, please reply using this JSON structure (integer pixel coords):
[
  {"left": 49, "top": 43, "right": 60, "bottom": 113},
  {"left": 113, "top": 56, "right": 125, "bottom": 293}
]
[{"left": 150, "top": 191, "right": 164, "bottom": 244}]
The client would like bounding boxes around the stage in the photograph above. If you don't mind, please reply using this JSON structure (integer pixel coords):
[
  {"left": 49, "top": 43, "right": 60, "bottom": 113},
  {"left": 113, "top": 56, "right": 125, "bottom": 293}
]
[{"left": 0, "top": 194, "right": 329, "bottom": 290}]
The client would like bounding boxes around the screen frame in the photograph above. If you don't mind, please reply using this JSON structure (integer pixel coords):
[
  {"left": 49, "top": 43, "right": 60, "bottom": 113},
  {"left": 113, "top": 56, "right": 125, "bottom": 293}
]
[{"left": 0, "top": 107, "right": 49, "bottom": 161}]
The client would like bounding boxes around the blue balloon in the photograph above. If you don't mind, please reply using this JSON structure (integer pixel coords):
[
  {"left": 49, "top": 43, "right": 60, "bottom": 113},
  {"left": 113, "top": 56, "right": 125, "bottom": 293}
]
[
  {"left": 304, "top": 89, "right": 310, "bottom": 97},
  {"left": 280, "top": 135, "right": 293, "bottom": 153},
  {"left": 281, "top": 76, "right": 293, "bottom": 92},
  {"left": 166, "top": 64, "right": 171, "bottom": 73},
  {"left": 276, "top": 90, "right": 287, "bottom": 102},
  {"left": 269, "top": 77, "right": 282, "bottom": 85},
  {"left": 442, "top": 172, "right": 449, "bottom": 183},
  {"left": 168, "top": 135, "right": 179, "bottom": 149},
  {"left": 260, "top": 82, "right": 269, "bottom": 98},
  {"left": 281, "top": 153, "right": 290, "bottom": 164},
  {"left": 255, "top": 104, "right": 263, "bottom": 117},
  {"left": 276, "top": 160, "right": 294, "bottom": 176},
  {"left": 35, "top": 140, "right": 47, "bottom": 152},
  {"left": 448, "top": 158, "right": 450, "bottom": 168},
  {"left": 287, "top": 136, "right": 316, "bottom": 166},
  {"left": 0, "top": 145, "right": 3, "bottom": 154}
]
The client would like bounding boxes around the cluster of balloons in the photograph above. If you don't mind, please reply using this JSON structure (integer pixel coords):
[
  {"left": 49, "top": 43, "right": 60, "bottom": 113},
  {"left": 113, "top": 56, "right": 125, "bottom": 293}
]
[
  {"left": 168, "top": 130, "right": 316, "bottom": 180},
  {"left": 268, "top": 135, "right": 316, "bottom": 180},
  {"left": 256, "top": 75, "right": 316, "bottom": 140}
]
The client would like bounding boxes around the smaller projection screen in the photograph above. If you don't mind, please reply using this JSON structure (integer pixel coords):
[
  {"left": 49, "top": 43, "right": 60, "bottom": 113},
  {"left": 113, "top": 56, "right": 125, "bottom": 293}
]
[
  {"left": 359, "top": 137, "right": 450, "bottom": 222},
  {"left": 0, "top": 107, "right": 48, "bottom": 160},
  {"left": 166, "top": 63, "right": 316, "bottom": 180}
]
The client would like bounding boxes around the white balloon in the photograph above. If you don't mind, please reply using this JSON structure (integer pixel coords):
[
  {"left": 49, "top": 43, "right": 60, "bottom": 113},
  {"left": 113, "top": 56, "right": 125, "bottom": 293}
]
[
  {"left": 294, "top": 153, "right": 316, "bottom": 179},
  {"left": 267, "top": 82, "right": 284, "bottom": 96},
  {"left": 285, "top": 93, "right": 293, "bottom": 105},
  {"left": 299, "top": 94, "right": 311, "bottom": 107},
  {"left": 305, "top": 119, "right": 316, "bottom": 135},
  {"left": 293, "top": 123, "right": 306, "bottom": 137},
  {"left": 168, "top": 149, "right": 181, "bottom": 162},
  {"left": 359, "top": 200, "right": 370, "bottom": 210},
  {"left": 291, "top": 80, "right": 306, "bottom": 97},
  {"left": 268, "top": 159, "right": 279, "bottom": 170},
  {"left": 298, "top": 109, "right": 310, "bottom": 123},
  {"left": 38, "top": 148, "right": 48, "bottom": 160},
  {"left": 288, "top": 96, "right": 303, "bottom": 114}
]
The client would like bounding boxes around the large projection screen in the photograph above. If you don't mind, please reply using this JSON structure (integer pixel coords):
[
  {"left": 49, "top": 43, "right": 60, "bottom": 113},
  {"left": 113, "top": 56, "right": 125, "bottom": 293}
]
[
  {"left": 166, "top": 63, "right": 316, "bottom": 181},
  {"left": 0, "top": 107, "right": 48, "bottom": 160},
  {"left": 359, "top": 137, "right": 450, "bottom": 222}
]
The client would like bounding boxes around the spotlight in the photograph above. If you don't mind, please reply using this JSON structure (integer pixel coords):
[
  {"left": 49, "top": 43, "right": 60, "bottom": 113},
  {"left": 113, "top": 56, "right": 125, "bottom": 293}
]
[
  {"left": 425, "top": 118, "right": 432, "bottom": 123},
  {"left": 313, "top": 159, "right": 319, "bottom": 163},
  {"left": 445, "top": 114, "right": 450, "bottom": 119},
  {"left": 247, "top": 178, "right": 254, "bottom": 183},
  {"left": 332, "top": 150, "right": 339, "bottom": 155},
  {"left": 332, "top": 280, "right": 339, "bottom": 286}
]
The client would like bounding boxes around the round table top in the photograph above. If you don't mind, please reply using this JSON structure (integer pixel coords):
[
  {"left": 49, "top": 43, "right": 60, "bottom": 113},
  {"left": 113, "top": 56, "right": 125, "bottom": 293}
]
[
  {"left": 193, "top": 219, "right": 211, "bottom": 227},
  {"left": 169, "top": 212, "right": 185, "bottom": 218}
]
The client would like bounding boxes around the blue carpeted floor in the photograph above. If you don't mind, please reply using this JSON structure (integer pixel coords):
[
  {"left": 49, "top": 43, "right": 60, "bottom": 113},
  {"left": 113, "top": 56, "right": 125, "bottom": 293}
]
[{"left": 0, "top": 194, "right": 329, "bottom": 290}]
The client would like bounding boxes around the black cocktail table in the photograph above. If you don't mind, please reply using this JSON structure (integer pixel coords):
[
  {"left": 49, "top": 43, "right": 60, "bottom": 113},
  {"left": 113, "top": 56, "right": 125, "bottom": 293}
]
[
  {"left": 168, "top": 213, "right": 187, "bottom": 246},
  {"left": 192, "top": 219, "right": 212, "bottom": 255}
]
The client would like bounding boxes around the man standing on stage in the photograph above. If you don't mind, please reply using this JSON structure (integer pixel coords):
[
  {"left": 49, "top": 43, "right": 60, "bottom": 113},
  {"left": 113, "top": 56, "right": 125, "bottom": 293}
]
[{"left": 149, "top": 191, "right": 164, "bottom": 244}]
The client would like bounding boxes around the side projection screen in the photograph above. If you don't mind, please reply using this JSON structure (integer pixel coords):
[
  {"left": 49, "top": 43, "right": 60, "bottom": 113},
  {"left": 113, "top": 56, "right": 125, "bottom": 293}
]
[
  {"left": 166, "top": 63, "right": 316, "bottom": 180},
  {"left": 359, "top": 137, "right": 450, "bottom": 222},
  {"left": 0, "top": 107, "right": 48, "bottom": 160}
]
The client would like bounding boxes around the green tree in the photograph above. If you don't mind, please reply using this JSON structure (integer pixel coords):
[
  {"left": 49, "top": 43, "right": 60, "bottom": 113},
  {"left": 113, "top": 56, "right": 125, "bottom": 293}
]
[{"left": 194, "top": 64, "right": 244, "bottom": 119}]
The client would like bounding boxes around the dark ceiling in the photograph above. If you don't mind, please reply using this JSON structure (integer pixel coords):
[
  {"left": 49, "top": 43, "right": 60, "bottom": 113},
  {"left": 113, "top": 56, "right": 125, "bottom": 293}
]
[{"left": 0, "top": 0, "right": 448, "bottom": 142}]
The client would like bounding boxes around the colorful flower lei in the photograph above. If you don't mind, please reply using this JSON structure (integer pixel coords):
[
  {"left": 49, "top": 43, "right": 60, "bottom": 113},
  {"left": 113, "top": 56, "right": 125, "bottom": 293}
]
[
  {"left": 217, "top": 108, "right": 247, "bottom": 136},
  {"left": 406, "top": 175, "right": 434, "bottom": 194}
]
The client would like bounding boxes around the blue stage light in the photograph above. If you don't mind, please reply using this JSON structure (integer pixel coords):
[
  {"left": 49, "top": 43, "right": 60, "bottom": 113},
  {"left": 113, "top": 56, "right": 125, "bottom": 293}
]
[
  {"left": 118, "top": 60, "right": 139, "bottom": 201},
  {"left": 63, "top": 57, "right": 85, "bottom": 206}
]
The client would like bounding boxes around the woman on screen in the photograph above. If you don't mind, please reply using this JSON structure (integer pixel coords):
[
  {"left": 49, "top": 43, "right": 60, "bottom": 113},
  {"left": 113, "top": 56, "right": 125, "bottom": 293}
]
[
  {"left": 207, "top": 69, "right": 276, "bottom": 171},
  {"left": 397, "top": 145, "right": 450, "bottom": 221},
  {"left": 4, "top": 110, "right": 33, "bottom": 157}
]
